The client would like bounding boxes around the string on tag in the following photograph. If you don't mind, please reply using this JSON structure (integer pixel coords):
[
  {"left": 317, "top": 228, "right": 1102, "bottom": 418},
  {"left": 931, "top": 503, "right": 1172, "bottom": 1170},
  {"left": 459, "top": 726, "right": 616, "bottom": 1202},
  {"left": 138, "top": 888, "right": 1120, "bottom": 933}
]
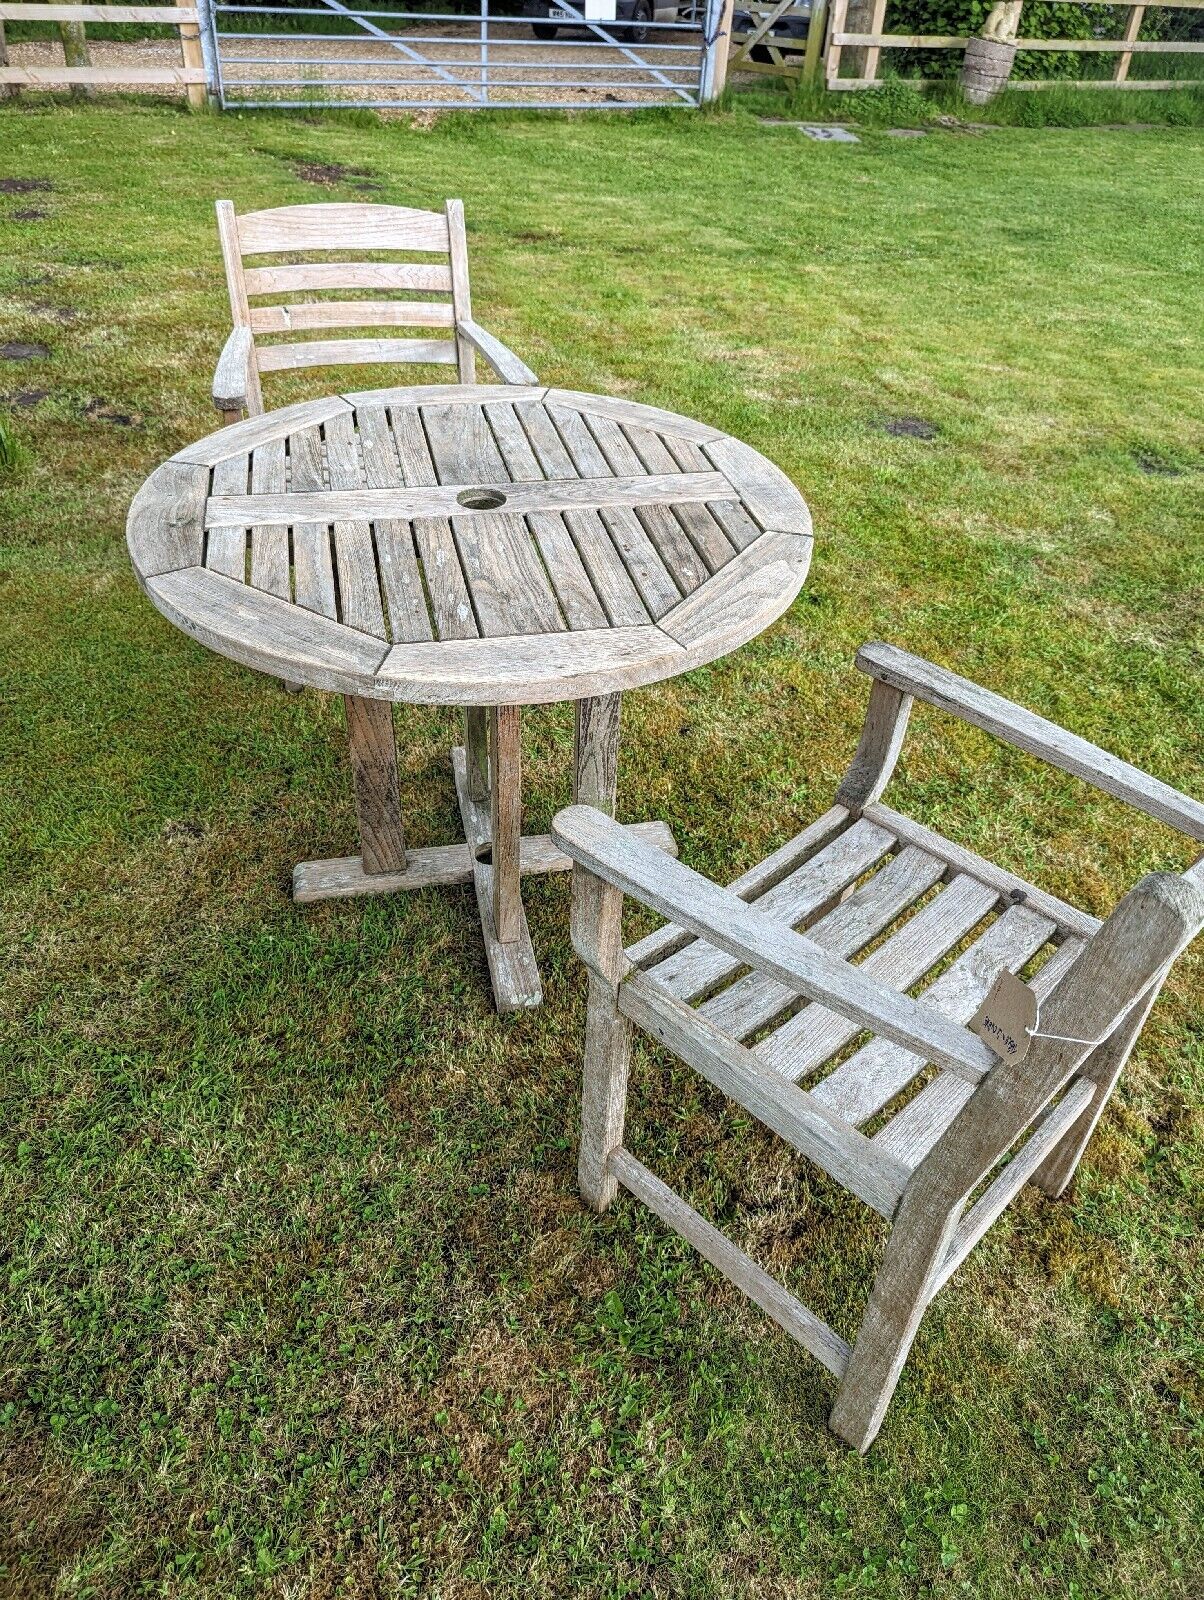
[{"left": 1026, "top": 1025, "right": 1109, "bottom": 1049}]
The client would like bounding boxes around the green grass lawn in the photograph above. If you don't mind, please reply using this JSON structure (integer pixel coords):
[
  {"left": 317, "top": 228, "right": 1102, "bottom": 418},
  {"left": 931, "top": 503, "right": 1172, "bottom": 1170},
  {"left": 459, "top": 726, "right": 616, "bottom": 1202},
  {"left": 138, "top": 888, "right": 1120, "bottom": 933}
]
[{"left": 1, "top": 97, "right": 1203, "bottom": 1599}]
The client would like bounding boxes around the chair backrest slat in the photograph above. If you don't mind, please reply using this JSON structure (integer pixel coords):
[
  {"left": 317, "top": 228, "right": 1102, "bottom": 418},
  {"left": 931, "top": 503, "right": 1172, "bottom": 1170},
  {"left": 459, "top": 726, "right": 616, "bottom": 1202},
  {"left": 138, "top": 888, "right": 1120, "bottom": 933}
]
[
  {"left": 242, "top": 262, "right": 454, "bottom": 297},
  {"left": 249, "top": 301, "right": 455, "bottom": 334},
  {"left": 236, "top": 202, "right": 451, "bottom": 255},
  {"left": 215, "top": 199, "right": 469, "bottom": 408}
]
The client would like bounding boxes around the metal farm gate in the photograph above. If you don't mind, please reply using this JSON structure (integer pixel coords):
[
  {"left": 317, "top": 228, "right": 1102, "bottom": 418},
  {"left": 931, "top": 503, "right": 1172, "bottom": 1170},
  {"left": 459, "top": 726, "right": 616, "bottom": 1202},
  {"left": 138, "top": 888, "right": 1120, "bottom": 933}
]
[{"left": 199, "top": 0, "right": 724, "bottom": 110}]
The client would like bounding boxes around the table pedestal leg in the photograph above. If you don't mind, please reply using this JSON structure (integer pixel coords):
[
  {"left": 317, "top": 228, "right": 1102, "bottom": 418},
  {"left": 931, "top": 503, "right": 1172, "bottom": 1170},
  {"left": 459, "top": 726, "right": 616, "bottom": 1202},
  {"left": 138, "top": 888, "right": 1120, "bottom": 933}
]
[
  {"left": 344, "top": 694, "right": 406, "bottom": 875},
  {"left": 452, "top": 706, "right": 541, "bottom": 1013},
  {"left": 490, "top": 706, "right": 523, "bottom": 946},
  {"left": 573, "top": 693, "right": 622, "bottom": 815},
  {"left": 292, "top": 691, "right": 675, "bottom": 1019}
]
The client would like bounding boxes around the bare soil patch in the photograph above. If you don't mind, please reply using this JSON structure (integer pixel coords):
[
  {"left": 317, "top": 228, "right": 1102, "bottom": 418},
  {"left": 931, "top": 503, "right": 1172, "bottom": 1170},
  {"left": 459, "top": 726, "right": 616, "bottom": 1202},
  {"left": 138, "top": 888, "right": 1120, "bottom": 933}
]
[{"left": 879, "top": 415, "right": 938, "bottom": 440}]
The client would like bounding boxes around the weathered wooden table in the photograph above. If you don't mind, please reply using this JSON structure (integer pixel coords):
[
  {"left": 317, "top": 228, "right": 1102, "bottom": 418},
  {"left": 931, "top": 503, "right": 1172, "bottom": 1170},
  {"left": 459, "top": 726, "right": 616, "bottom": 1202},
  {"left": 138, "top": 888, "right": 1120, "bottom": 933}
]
[{"left": 127, "top": 383, "right": 813, "bottom": 1011}]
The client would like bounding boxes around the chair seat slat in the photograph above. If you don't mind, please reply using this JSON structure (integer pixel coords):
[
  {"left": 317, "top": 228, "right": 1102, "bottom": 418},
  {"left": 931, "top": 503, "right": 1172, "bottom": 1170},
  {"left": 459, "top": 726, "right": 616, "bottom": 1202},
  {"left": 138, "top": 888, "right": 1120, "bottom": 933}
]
[
  {"left": 758, "top": 873, "right": 1000, "bottom": 1081},
  {"left": 872, "top": 934, "right": 1085, "bottom": 1168},
  {"left": 649, "top": 815, "right": 897, "bottom": 1002},
  {"left": 698, "top": 844, "right": 947, "bottom": 1040}
]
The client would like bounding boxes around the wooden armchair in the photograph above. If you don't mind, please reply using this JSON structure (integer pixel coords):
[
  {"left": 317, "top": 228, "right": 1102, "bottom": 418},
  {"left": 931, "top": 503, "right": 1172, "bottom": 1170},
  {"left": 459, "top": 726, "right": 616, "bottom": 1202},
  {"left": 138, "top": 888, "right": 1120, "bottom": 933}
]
[
  {"left": 212, "top": 199, "right": 536, "bottom": 423},
  {"left": 550, "top": 642, "right": 1204, "bottom": 1451}
]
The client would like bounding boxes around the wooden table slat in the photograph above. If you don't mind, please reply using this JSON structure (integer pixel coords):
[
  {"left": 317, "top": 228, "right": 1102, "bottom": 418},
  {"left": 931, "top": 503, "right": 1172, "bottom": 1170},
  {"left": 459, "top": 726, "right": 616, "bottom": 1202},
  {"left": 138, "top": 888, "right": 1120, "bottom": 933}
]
[
  {"left": 413, "top": 516, "right": 479, "bottom": 640},
  {"left": 452, "top": 512, "right": 564, "bottom": 637},
  {"left": 513, "top": 401, "right": 577, "bottom": 477},
  {"left": 205, "top": 454, "right": 249, "bottom": 582},
  {"left": 421, "top": 400, "right": 509, "bottom": 486},
  {"left": 483, "top": 401, "right": 545, "bottom": 482},
  {"left": 324, "top": 410, "right": 387, "bottom": 640},
  {"left": 526, "top": 512, "right": 611, "bottom": 631},
  {"left": 287, "top": 424, "right": 338, "bottom": 621},
  {"left": 250, "top": 438, "right": 290, "bottom": 600}
]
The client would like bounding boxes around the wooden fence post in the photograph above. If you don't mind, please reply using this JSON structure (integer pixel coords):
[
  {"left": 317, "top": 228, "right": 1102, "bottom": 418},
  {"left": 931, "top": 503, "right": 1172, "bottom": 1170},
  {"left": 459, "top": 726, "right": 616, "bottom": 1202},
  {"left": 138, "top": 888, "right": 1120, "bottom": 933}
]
[
  {"left": 825, "top": 0, "right": 848, "bottom": 84},
  {"left": 702, "top": 0, "right": 736, "bottom": 99},
  {"left": 801, "top": 0, "right": 829, "bottom": 86},
  {"left": 0, "top": 15, "right": 17, "bottom": 98},
  {"left": 177, "top": 0, "right": 206, "bottom": 106}
]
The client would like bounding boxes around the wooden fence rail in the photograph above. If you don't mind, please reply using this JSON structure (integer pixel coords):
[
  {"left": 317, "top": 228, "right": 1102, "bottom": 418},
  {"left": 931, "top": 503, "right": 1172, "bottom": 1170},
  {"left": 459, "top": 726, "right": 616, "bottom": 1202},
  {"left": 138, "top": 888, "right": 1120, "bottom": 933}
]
[
  {"left": 823, "top": 0, "right": 1204, "bottom": 91},
  {"left": 0, "top": 0, "right": 207, "bottom": 103}
]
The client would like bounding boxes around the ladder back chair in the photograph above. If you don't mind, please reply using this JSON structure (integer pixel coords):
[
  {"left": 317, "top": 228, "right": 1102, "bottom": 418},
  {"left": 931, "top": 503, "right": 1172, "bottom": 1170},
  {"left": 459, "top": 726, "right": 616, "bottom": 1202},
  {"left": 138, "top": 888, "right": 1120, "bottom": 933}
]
[
  {"left": 211, "top": 198, "right": 536, "bottom": 423},
  {"left": 551, "top": 642, "right": 1204, "bottom": 1452},
  {"left": 208, "top": 198, "right": 536, "bottom": 880}
]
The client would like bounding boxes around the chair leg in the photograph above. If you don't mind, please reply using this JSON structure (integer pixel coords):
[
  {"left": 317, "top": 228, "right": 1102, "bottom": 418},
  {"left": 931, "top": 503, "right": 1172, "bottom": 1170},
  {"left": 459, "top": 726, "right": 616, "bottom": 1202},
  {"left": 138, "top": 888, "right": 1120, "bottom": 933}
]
[
  {"left": 1032, "top": 975, "right": 1164, "bottom": 1199},
  {"left": 344, "top": 694, "right": 407, "bottom": 876},
  {"left": 578, "top": 970, "right": 632, "bottom": 1213},
  {"left": 828, "top": 1205, "right": 958, "bottom": 1453}
]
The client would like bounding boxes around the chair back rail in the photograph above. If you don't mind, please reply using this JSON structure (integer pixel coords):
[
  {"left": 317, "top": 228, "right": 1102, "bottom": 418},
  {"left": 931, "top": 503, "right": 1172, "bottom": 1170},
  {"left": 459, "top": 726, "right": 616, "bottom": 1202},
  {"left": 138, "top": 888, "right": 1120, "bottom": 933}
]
[{"left": 215, "top": 199, "right": 476, "bottom": 411}]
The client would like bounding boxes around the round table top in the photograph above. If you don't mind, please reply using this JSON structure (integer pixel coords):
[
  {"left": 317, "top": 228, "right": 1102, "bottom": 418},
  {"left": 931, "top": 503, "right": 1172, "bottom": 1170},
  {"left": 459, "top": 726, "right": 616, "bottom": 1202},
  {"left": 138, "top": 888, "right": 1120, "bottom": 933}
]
[{"left": 127, "top": 384, "right": 813, "bottom": 705}]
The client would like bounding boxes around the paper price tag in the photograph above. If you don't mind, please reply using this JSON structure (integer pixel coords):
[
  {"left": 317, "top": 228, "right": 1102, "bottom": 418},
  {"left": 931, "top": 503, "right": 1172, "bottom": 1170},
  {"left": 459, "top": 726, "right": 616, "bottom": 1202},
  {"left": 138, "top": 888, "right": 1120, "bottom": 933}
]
[
  {"left": 585, "top": 0, "right": 617, "bottom": 17},
  {"left": 970, "top": 970, "right": 1038, "bottom": 1063}
]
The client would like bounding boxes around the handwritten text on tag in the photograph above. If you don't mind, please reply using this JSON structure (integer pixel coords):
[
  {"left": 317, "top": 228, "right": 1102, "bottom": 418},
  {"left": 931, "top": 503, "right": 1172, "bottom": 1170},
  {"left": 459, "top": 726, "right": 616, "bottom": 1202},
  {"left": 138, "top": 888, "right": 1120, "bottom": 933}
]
[{"left": 970, "top": 970, "right": 1038, "bottom": 1063}]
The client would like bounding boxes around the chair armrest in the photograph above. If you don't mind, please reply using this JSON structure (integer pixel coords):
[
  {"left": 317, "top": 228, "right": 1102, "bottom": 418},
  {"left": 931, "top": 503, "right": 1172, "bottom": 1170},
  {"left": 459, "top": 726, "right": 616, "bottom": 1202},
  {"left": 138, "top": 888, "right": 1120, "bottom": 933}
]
[
  {"left": 455, "top": 318, "right": 538, "bottom": 385},
  {"left": 213, "top": 326, "right": 253, "bottom": 415},
  {"left": 857, "top": 641, "right": 1204, "bottom": 843},
  {"left": 551, "top": 804, "right": 998, "bottom": 1085}
]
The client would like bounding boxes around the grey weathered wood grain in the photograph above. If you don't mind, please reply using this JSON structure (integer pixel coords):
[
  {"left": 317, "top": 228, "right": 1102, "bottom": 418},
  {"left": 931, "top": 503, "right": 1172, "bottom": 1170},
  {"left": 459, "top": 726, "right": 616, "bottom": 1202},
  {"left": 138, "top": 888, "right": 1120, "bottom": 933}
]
[
  {"left": 249, "top": 438, "right": 290, "bottom": 600},
  {"left": 452, "top": 513, "right": 563, "bottom": 637},
  {"left": 287, "top": 424, "right": 337, "bottom": 621},
  {"left": 146, "top": 567, "right": 386, "bottom": 695},
  {"left": 175, "top": 396, "right": 352, "bottom": 468},
  {"left": 863, "top": 803, "right": 1100, "bottom": 940},
  {"left": 204, "top": 453, "right": 250, "bottom": 582},
  {"left": 484, "top": 402, "right": 544, "bottom": 482},
  {"left": 249, "top": 300, "right": 455, "bottom": 334},
  {"left": 704, "top": 436, "right": 813, "bottom": 536},
  {"left": 759, "top": 873, "right": 999, "bottom": 1081},
  {"left": 650, "top": 815, "right": 897, "bottom": 1002},
  {"left": 871, "top": 932, "right": 1082, "bottom": 1168},
  {"left": 562, "top": 508, "right": 651, "bottom": 629},
  {"left": 657, "top": 532, "right": 812, "bottom": 652},
  {"left": 814, "top": 904, "right": 1058, "bottom": 1132},
  {"left": 527, "top": 513, "right": 610, "bottom": 631},
  {"left": 699, "top": 845, "right": 947, "bottom": 1041},
  {"left": 452, "top": 746, "right": 542, "bottom": 1011},
  {"left": 344, "top": 693, "right": 406, "bottom": 875},
  {"left": 243, "top": 262, "right": 454, "bottom": 297},
  {"left": 126, "top": 461, "right": 209, "bottom": 581},
  {"left": 618, "top": 972, "right": 909, "bottom": 1218},
  {"left": 236, "top": 202, "right": 450, "bottom": 256},
  {"left": 257, "top": 338, "right": 458, "bottom": 374},
  {"left": 293, "top": 818, "right": 677, "bottom": 902},
  {"left": 422, "top": 399, "right": 509, "bottom": 485},
  {"left": 411, "top": 517, "right": 478, "bottom": 641},
  {"left": 376, "top": 625, "right": 685, "bottom": 706},
  {"left": 206, "top": 473, "right": 733, "bottom": 530},
  {"left": 626, "top": 806, "right": 853, "bottom": 971}
]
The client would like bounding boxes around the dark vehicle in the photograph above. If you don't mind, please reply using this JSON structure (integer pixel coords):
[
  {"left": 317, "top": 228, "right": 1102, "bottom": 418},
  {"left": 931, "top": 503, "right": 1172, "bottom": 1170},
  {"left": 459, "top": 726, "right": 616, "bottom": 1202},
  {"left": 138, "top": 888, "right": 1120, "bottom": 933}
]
[
  {"left": 731, "top": 0, "right": 810, "bottom": 61},
  {"left": 527, "top": 0, "right": 676, "bottom": 45}
]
